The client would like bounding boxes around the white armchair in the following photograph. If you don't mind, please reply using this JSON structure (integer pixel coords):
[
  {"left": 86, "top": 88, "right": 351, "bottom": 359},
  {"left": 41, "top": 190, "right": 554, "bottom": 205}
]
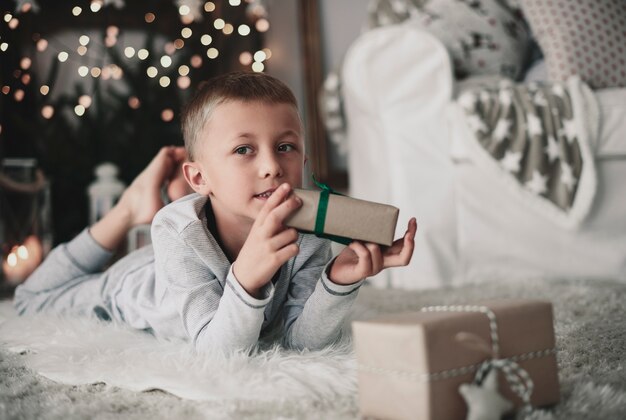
[
  {"left": 342, "top": 24, "right": 458, "bottom": 289},
  {"left": 342, "top": 23, "right": 626, "bottom": 289}
]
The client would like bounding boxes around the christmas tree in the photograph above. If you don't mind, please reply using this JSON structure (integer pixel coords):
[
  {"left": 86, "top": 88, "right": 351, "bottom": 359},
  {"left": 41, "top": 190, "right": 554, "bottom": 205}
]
[{"left": 1, "top": 0, "right": 269, "bottom": 243}]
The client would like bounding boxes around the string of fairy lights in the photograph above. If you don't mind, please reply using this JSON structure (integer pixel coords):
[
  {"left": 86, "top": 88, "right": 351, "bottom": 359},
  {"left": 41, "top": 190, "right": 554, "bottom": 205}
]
[{"left": 0, "top": 0, "right": 272, "bottom": 131}]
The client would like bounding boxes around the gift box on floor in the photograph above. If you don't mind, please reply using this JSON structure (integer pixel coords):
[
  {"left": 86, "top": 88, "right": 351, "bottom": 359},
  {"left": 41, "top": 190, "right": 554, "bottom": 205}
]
[
  {"left": 286, "top": 188, "right": 399, "bottom": 246},
  {"left": 352, "top": 300, "right": 560, "bottom": 420}
]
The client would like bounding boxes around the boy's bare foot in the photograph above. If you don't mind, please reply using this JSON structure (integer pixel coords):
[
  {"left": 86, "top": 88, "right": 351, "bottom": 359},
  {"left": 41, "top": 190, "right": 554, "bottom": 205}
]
[
  {"left": 89, "top": 146, "right": 191, "bottom": 251},
  {"left": 166, "top": 147, "right": 194, "bottom": 201},
  {"left": 117, "top": 146, "right": 190, "bottom": 227}
]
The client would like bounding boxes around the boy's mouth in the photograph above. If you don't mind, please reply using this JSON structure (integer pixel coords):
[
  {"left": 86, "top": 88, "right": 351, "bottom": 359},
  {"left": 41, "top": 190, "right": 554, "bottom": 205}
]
[{"left": 254, "top": 188, "right": 276, "bottom": 200}]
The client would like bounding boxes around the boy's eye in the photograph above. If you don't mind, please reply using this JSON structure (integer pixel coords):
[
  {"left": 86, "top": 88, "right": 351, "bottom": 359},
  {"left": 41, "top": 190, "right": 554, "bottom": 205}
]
[
  {"left": 234, "top": 146, "right": 252, "bottom": 155},
  {"left": 277, "top": 143, "right": 295, "bottom": 152}
]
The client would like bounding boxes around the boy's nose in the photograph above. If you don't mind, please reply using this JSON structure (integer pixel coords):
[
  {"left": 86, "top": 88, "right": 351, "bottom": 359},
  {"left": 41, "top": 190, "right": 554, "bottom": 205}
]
[{"left": 259, "top": 153, "right": 283, "bottom": 178}]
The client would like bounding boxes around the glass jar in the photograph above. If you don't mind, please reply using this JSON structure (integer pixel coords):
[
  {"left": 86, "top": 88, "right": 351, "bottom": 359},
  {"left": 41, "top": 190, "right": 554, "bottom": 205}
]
[{"left": 0, "top": 158, "right": 52, "bottom": 295}]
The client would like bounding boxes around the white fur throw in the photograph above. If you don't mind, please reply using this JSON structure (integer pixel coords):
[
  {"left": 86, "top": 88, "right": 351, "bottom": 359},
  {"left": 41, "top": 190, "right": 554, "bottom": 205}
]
[{"left": 0, "top": 303, "right": 356, "bottom": 403}]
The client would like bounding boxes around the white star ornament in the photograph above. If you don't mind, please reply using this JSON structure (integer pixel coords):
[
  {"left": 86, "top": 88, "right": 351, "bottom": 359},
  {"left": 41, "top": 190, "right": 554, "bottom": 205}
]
[{"left": 459, "top": 369, "right": 513, "bottom": 420}]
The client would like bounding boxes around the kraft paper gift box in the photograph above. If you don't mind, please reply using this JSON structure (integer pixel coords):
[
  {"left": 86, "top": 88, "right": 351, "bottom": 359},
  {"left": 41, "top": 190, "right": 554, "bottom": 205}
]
[
  {"left": 285, "top": 188, "right": 399, "bottom": 246},
  {"left": 352, "top": 300, "right": 560, "bottom": 420}
]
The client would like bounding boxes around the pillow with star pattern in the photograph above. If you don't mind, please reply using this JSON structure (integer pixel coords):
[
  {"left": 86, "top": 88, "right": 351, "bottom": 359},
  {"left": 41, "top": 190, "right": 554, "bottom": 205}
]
[{"left": 456, "top": 77, "right": 597, "bottom": 227}]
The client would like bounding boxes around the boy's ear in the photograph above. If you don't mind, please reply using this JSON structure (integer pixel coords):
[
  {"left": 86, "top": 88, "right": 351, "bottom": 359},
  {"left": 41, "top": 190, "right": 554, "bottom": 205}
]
[{"left": 182, "top": 162, "right": 211, "bottom": 195}]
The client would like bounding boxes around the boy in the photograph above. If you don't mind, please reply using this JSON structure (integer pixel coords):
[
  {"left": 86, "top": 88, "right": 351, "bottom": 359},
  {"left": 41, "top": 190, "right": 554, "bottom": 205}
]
[{"left": 14, "top": 72, "right": 417, "bottom": 355}]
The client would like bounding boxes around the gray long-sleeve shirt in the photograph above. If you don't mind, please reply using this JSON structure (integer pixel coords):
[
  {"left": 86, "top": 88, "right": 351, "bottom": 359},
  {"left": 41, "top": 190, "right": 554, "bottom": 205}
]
[{"left": 14, "top": 193, "right": 363, "bottom": 354}]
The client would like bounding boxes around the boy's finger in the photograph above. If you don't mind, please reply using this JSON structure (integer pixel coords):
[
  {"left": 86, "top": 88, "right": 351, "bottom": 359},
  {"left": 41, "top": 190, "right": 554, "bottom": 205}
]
[
  {"left": 258, "top": 183, "right": 292, "bottom": 219},
  {"left": 270, "top": 228, "right": 299, "bottom": 250},
  {"left": 407, "top": 217, "right": 418, "bottom": 237},
  {"left": 383, "top": 219, "right": 417, "bottom": 255},
  {"left": 266, "top": 193, "right": 302, "bottom": 228},
  {"left": 274, "top": 242, "right": 300, "bottom": 265},
  {"left": 384, "top": 219, "right": 416, "bottom": 267}
]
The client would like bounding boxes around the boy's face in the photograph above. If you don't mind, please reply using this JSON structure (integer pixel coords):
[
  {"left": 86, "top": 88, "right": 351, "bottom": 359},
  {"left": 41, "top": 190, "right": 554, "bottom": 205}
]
[{"left": 184, "top": 100, "right": 305, "bottom": 226}]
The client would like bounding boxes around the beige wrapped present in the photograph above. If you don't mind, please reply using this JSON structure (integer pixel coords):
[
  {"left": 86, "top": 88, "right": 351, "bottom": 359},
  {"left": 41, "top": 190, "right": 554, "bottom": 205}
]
[
  {"left": 352, "top": 300, "right": 560, "bottom": 420},
  {"left": 285, "top": 188, "right": 399, "bottom": 246}
]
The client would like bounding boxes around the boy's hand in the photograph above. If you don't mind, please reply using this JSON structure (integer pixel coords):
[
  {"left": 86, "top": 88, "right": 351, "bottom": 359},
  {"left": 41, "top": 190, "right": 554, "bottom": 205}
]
[
  {"left": 328, "top": 218, "right": 417, "bottom": 285},
  {"left": 233, "top": 183, "right": 302, "bottom": 298}
]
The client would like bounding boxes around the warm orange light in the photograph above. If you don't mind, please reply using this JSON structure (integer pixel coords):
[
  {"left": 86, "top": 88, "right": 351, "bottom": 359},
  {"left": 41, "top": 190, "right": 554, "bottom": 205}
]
[
  {"left": 2, "top": 236, "right": 43, "bottom": 284},
  {"left": 161, "top": 109, "right": 174, "bottom": 122},
  {"left": 177, "top": 76, "right": 191, "bottom": 89},
  {"left": 256, "top": 18, "right": 269, "bottom": 33},
  {"left": 128, "top": 96, "right": 140, "bottom": 109},
  {"left": 20, "top": 57, "right": 32, "bottom": 70},
  {"left": 190, "top": 55, "right": 202, "bottom": 68},
  {"left": 41, "top": 105, "right": 54, "bottom": 118},
  {"left": 36, "top": 39, "right": 48, "bottom": 52}
]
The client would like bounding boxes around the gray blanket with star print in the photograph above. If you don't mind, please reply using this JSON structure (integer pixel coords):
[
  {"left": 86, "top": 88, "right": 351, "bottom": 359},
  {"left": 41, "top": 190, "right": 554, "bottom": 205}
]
[{"left": 456, "top": 77, "right": 599, "bottom": 229}]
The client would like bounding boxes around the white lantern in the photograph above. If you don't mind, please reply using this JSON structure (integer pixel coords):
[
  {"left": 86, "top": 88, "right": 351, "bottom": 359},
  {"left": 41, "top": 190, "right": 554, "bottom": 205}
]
[{"left": 87, "top": 162, "right": 125, "bottom": 225}]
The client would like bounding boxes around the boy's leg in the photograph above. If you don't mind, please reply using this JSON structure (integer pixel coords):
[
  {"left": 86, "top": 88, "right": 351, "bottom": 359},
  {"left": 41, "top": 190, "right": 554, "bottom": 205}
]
[
  {"left": 14, "top": 146, "right": 190, "bottom": 316},
  {"left": 13, "top": 228, "right": 112, "bottom": 316},
  {"left": 90, "top": 146, "right": 189, "bottom": 250}
]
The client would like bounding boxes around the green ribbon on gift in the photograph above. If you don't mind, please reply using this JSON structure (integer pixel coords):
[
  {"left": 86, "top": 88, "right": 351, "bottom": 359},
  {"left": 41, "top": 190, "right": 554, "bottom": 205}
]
[{"left": 311, "top": 176, "right": 353, "bottom": 245}]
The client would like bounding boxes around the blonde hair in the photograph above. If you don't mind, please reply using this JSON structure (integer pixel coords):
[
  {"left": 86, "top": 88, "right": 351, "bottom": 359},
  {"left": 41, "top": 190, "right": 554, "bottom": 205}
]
[{"left": 181, "top": 71, "right": 299, "bottom": 161}]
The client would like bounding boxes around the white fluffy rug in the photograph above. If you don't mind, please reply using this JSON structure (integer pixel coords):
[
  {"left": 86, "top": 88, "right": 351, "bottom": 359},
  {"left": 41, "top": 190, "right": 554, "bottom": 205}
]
[
  {"left": 0, "top": 304, "right": 356, "bottom": 403},
  {"left": 1, "top": 278, "right": 626, "bottom": 419}
]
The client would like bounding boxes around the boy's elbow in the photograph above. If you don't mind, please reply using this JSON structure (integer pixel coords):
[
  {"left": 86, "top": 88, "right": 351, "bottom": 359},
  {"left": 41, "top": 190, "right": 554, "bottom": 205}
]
[
  {"left": 193, "top": 327, "right": 256, "bottom": 357},
  {"left": 282, "top": 338, "right": 328, "bottom": 352},
  {"left": 282, "top": 329, "right": 342, "bottom": 352},
  {"left": 12, "top": 276, "right": 48, "bottom": 316}
]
